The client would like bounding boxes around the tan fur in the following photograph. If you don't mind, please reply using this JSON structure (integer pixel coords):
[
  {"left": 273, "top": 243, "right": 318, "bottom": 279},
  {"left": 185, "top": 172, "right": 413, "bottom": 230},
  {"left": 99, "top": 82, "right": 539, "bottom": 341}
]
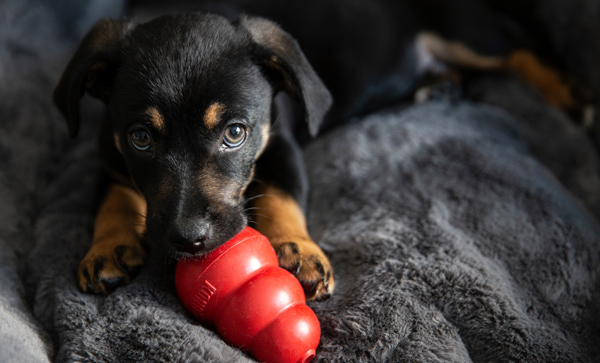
[
  {"left": 418, "top": 32, "right": 505, "bottom": 70},
  {"left": 239, "top": 166, "right": 255, "bottom": 201},
  {"left": 253, "top": 186, "right": 309, "bottom": 241},
  {"left": 197, "top": 171, "right": 229, "bottom": 204},
  {"left": 92, "top": 184, "right": 146, "bottom": 240},
  {"left": 78, "top": 184, "right": 147, "bottom": 293},
  {"left": 113, "top": 133, "right": 122, "bottom": 154},
  {"left": 203, "top": 103, "right": 226, "bottom": 129},
  {"left": 418, "top": 32, "right": 578, "bottom": 112},
  {"left": 505, "top": 50, "right": 573, "bottom": 109},
  {"left": 145, "top": 107, "right": 165, "bottom": 131},
  {"left": 244, "top": 18, "right": 292, "bottom": 56},
  {"left": 256, "top": 123, "right": 271, "bottom": 160},
  {"left": 252, "top": 186, "right": 334, "bottom": 300}
]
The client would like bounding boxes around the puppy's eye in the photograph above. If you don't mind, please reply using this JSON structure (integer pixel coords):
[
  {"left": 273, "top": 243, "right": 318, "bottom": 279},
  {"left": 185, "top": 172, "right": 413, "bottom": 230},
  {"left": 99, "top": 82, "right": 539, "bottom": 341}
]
[
  {"left": 130, "top": 128, "right": 152, "bottom": 151},
  {"left": 223, "top": 124, "right": 247, "bottom": 148}
]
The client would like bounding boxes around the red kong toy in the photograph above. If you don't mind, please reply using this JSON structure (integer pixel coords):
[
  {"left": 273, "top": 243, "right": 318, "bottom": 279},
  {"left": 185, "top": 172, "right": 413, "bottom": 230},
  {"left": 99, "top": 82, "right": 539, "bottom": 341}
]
[{"left": 175, "top": 227, "right": 321, "bottom": 363}]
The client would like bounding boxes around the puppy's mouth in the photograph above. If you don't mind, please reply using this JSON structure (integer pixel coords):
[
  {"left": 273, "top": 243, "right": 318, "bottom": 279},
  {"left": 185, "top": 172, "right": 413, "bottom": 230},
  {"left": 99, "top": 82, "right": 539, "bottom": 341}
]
[
  {"left": 170, "top": 250, "right": 210, "bottom": 260},
  {"left": 146, "top": 212, "right": 248, "bottom": 261}
]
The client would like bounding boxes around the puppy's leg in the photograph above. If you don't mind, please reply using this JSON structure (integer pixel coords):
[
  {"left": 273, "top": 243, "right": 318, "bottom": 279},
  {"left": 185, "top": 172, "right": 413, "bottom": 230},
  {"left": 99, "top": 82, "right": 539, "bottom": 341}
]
[
  {"left": 248, "top": 133, "right": 334, "bottom": 301},
  {"left": 251, "top": 185, "right": 334, "bottom": 301},
  {"left": 505, "top": 50, "right": 595, "bottom": 126},
  {"left": 78, "top": 183, "right": 146, "bottom": 294}
]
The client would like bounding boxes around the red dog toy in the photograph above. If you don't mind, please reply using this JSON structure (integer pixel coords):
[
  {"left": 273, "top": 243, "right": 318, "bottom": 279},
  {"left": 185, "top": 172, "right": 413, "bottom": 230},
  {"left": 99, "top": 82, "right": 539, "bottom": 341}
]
[{"left": 175, "top": 227, "right": 320, "bottom": 363}]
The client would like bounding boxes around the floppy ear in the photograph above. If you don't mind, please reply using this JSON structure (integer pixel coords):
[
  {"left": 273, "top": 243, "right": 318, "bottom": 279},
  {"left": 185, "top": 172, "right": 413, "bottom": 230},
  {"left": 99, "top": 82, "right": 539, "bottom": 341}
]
[
  {"left": 53, "top": 18, "right": 136, "bottom": 138},
  {"left": 239, "top": 16, "right": 332, "bottom": 137}
]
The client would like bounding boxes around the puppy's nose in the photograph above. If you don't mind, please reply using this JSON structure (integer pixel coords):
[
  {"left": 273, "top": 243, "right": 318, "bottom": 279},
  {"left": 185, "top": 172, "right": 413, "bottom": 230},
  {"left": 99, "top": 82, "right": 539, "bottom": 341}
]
[{"left": 169, "top": 220, "right": 211, "bottom": 254}]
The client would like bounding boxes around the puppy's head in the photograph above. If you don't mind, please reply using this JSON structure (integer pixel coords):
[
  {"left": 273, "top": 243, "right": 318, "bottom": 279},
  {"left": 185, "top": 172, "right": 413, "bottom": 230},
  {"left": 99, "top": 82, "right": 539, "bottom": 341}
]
[{"left": 53, "top": 13, "right": 331, "bottom": 257}]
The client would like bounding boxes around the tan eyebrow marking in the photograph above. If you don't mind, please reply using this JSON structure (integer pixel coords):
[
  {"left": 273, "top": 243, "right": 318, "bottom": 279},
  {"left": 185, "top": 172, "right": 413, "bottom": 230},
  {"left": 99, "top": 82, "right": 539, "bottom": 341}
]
[
  {"left": 203, "top": 103, "right": 226, "bottom": 129},
  {"left": 114, "top": 133, "right": 122, "bottom": 154},
  {"left": 256, "top": 123, "right": 271, "bottom": 160},
  {"left": 145, "top": 107, "right": 165, "bottom": 131}
]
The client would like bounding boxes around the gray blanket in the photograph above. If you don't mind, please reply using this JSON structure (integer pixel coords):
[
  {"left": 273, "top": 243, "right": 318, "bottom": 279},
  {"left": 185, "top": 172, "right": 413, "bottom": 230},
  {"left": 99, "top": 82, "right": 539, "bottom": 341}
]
[{"left": 1, "top": 0, "right": 600, "bottom": 362}]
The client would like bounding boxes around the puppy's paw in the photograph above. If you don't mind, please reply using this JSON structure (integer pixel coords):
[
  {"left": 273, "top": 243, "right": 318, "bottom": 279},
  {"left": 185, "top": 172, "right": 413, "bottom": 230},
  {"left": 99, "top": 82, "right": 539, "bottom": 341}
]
[
  {"left": 275, "top": 240, "right": 334, "bottom": 301},
  {"left": 77, "top": 241, "right": 145, "bottom": 294}
]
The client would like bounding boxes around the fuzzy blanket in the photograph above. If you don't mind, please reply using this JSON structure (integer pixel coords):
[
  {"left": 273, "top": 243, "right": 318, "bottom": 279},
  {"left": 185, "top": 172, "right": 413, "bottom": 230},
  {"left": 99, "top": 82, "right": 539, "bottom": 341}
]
[{"left": 1, "top": 0, "right": 600, "bottom": 362}]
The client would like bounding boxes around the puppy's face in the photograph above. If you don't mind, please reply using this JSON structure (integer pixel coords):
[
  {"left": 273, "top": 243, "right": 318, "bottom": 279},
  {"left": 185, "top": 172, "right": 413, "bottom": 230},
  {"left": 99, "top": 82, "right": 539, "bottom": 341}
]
[
  {"left": 54, "top": 13, "right": 331, "bottom": 256},
  {"left": 109, "top": 16, "right": 272, "bottom": 255}
]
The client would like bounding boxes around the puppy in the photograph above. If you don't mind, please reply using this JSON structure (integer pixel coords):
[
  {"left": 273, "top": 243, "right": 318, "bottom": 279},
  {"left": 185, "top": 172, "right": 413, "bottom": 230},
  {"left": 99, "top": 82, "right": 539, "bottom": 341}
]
[
  {"left": 54, "top": 9, "right": 591, "bottom": 304},
  {"left": 53, "top": 13, "right": 334, "bottom": 301}
]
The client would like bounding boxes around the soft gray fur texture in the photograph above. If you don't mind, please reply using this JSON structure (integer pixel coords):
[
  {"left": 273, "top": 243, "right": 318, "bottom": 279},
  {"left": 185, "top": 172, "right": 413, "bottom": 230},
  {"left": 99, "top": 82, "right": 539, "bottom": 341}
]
[
  {"left": 1, "top": 0, "right": 600, "bottom": 362},
  {"left": 306, "top": 102, "right": 600, "bottom": 362}
]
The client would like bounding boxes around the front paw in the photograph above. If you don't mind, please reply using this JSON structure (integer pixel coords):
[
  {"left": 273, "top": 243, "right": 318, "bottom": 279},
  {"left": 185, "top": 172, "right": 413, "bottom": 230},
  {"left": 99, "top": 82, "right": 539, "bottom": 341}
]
[
  {"left": 275, "top": 240, "right": 334, "bottom": 301},
  {"left": 77, "top": 240, "right": 145, "bottom": 294}
]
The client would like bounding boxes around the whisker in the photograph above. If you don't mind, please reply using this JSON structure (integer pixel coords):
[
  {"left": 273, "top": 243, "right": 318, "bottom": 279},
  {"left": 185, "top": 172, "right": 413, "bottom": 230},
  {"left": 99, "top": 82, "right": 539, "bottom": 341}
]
[
  {"left": 245, "top": 213, "right": 272, "bottom": 222},
  {"left": 112, "top": 209, "right": 147, "bottom": 219},
  {"left": 241, "top": 194, "right": 265, "bottom": 205},
  {"left": 132, "top": 211, "right": 148, "bottom": 219},
  {"left": 244, "top": 207, "right": 266, "bottom": 213},
  {"left": 239, "top": 193, "right": 276, "bottom": 207},
  {"left": 243, "top": 193, "right": 276, "bottom": 204},
  {"left": 110, "top": 223, "right": 147, "bottom": 230},
  {"left": 120, "top": 222, "right": 147, "bottom": 227}
]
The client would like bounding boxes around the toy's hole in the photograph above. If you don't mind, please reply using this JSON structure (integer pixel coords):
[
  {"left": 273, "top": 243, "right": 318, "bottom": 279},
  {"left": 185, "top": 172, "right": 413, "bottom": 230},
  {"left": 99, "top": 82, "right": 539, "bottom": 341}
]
[{"left": 298, "top": 350, "right": 316, "bottom": 363}]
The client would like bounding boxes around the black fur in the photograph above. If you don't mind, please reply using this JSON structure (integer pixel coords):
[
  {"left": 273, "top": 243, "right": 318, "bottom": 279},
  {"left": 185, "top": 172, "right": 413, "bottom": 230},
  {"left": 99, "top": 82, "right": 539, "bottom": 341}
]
[{"left": 53, "top": 12, "right": 331, "bottom": 257}]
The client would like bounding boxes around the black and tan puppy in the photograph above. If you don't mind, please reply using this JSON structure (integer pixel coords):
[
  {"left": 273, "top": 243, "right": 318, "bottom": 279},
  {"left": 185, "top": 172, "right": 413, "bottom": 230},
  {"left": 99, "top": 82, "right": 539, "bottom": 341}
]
[{"left": 53, "top": 13, "right": 334, "bottom": 301}]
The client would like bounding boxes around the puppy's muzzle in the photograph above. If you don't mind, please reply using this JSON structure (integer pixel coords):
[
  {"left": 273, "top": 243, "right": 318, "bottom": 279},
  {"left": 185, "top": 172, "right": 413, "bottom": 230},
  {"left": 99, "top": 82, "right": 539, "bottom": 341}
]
[{"left": 168, "top": 219, "right": 212, "bottom": 254}]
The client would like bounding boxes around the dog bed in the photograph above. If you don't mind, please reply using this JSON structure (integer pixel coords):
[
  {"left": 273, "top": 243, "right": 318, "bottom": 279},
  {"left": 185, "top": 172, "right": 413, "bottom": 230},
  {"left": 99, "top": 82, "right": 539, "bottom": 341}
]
[{"left": 1, "top": 0, "right": 599, "bottom": 362}]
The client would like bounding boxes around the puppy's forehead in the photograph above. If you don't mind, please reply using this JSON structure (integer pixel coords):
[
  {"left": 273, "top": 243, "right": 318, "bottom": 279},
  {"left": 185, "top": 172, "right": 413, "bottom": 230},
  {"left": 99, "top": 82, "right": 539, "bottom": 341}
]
[
  {"left": 113, "top": 13, "right": 272, "bottom": 139},
  {"left": 120, "top": 14, "right": 254, "bottom": 103},
  {"left": 128, "top": 13, "right": 246, "bottom": 60}
]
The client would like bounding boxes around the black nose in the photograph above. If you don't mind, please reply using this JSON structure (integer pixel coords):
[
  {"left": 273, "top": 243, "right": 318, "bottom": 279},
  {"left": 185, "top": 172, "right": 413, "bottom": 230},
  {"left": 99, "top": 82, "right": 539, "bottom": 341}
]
[{"left": 169, "top": 219, "right": 211, "bottom": 254}]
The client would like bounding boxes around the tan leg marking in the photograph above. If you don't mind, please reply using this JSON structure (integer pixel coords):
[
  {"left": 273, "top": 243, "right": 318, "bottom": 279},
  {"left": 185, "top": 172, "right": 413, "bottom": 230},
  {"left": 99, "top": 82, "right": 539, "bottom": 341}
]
[
  {"left": 78, "top": 183, "right": 147, "bottom": 294},
  {"left": 418, "top": 32, "right": 588, "bottom": 114},
  {"left": 252, "top": 186, "right": 334, "bottom": 301},
  {"left": 505, "top": 50, "right": 574, "bottom": 109}
]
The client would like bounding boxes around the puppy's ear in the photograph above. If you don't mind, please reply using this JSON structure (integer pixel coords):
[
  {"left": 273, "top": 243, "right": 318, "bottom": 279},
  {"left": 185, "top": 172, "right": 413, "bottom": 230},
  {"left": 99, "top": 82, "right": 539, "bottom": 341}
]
[
  {"left": 53, "top": 18, "right": 136, "bottom": 138},
  {"left": 239, "top": 16, "right": 332, "bottom": 137}
]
